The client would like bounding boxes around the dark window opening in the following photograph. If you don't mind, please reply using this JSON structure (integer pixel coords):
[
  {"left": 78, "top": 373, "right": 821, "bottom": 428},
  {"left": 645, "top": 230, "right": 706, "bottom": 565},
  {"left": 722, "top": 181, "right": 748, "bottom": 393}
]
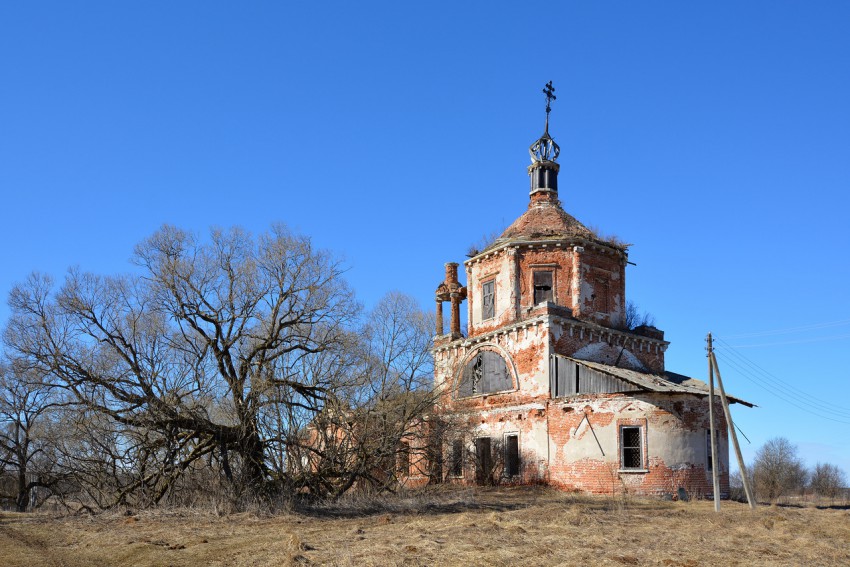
[
  {"left": 505, "top": 434, "right": 520, "bottom": 477},
  {"left": 431, "top": 432, "right": 444, "bottom": 482},
  {"left": 621, "top": 426, "right": 643, "bottom": 469},
  {"left": 533, "top": 271, "right": 553, "bottom": 304},
  {"left": 475, "top": 437, "right": 492, "bottom": 485},
  {"left": 706, "top": 430, "right": 713, "bottom": 472},
  {"left": 574, "top": 363, "right": 580, "bottom": 394},
  {"left": 450, "top": 439, "right": 464, "bottom": 477},
  {"left": 397, "top": 441, "right": 411, "bottom": 475},
  {"left": 482, "top": 280, "right": 495, "bottom": 320}
]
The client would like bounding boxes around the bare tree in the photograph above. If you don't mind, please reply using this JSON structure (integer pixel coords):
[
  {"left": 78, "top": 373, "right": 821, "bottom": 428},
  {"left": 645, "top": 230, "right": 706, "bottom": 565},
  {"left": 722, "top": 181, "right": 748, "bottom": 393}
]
[
  {"left": 752, "top": 437, "right": 808, "bottom": 502},
  {"left": 292, "top": 292, "right": 436, "bottom": 499},
  {"left": 810, "top": 462, "right": 846, "bottom": 501},
  {"left": 4, "top": 224, "right": 358, "bottom": 506},
  {"left": 623, "top": 300, "right": 655, "bottom": 331},
  {"left": 0, "top": 359, "right": 66, "bottom": 511}
]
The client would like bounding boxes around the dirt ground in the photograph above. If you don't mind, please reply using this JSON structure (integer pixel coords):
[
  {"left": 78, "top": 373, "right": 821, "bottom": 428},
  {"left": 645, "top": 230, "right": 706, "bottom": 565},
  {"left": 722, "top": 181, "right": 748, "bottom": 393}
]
[{"left": 1, "top": 486, "right": 848, "bottom": 566}]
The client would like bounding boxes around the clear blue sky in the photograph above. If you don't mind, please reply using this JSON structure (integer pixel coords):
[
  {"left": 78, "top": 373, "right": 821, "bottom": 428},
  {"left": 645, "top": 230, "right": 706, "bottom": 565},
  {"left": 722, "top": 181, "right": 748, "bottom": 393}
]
[{"left": 2, "top": 2, "right": 849, "bottom": 475}]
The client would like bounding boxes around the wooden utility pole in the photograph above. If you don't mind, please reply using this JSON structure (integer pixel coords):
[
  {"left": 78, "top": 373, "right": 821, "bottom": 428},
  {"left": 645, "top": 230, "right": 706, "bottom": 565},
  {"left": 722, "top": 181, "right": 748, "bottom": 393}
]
[
  {"left": 710, "top": 348, "right": 756, "bottom": 509},
  {"left": 707, "top": 333, "right": 721, "bottom": 512}
]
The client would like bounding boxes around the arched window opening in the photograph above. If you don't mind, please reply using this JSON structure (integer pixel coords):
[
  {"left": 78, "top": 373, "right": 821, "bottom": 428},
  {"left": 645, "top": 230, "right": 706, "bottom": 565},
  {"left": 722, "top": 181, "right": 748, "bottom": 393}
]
[{"left": 458, "top": 350, "right": 512, "bottom": 397}]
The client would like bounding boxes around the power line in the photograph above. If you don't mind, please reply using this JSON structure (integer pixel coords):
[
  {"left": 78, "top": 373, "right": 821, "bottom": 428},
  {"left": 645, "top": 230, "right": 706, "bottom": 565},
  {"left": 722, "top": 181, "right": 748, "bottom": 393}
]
[
  {"left": 715, "top": 351, "right": 850, "bottom": 423},
  {"left": 714, "top": 335, "right": 850, "bottom": 415},
  {"left": 726, "top": 333, "right": 850, "bottom": 349},
  {"left": 717, "top": 356, "right": 850, "bottom": 425},
  {"left": 712, "top": 344, "right": 850, "bottom": 425},
  {"left": 720, "top": 317, "right": 850, "bottom": 339}
]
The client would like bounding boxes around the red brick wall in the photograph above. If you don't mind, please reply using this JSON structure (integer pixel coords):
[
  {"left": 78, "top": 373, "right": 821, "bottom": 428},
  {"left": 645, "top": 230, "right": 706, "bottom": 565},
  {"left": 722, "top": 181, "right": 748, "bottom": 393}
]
[
  {"left": 575, "top": 247, "right": 626, "bottom": 327},
  {"left": 515, "top": 248, "right": 572, "bottom": 311},
  {"left": 466, "top": 245, "right": 629, "bottom": 334},
  {"left": 432, "top": 389, "right": 730, "bottom": 498}
]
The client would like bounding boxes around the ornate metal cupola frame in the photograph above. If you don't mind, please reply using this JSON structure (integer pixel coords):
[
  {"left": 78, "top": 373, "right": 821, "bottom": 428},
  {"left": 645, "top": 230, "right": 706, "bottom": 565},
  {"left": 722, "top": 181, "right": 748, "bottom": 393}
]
[{"left": 528, "top": 81, "right": 560, "bottom": 196}]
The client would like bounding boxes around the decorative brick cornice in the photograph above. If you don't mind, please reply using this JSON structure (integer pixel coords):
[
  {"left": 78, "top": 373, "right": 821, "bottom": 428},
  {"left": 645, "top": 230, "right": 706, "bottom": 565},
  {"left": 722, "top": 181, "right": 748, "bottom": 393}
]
[
  {"left": 551, "top": 316, "right": 669, "bottom": 353},
  {"left": 465, "top": 236, "right": 627, "bottom": 267},
  {"left": 432, "top": 309, "right": 668, "bottom": 355}
]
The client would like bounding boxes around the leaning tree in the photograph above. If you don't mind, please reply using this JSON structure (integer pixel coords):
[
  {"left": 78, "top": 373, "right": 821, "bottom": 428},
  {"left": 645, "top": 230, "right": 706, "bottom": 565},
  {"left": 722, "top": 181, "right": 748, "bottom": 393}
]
[{"left": 5, "top": 224, "right": 359, "bottom": 506}]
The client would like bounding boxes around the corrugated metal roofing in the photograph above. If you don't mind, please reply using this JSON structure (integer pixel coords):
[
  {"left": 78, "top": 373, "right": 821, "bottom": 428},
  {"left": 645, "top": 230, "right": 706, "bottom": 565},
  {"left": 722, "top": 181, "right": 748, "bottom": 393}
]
[{"left": 564, "top": 357, "right": 754, "bottom": 407}]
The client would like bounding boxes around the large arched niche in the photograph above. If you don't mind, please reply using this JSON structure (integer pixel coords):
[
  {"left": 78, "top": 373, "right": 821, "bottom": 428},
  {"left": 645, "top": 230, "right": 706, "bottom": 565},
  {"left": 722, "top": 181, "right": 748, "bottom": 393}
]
[{"left": 455, "top": 344, "right": 517, "bottom": 399}]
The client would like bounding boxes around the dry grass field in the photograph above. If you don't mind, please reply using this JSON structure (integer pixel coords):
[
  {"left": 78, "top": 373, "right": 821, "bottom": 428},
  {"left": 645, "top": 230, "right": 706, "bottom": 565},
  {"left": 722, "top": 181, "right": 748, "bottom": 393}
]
[{"left": 1, "top": 486, "right": 848, "bottom": 566}]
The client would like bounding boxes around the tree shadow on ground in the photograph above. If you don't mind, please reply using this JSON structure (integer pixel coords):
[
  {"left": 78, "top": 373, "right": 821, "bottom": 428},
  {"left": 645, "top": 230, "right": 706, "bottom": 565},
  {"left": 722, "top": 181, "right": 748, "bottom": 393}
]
[{"left": 296, "top": 485, "right": 554, "bottom": 519}]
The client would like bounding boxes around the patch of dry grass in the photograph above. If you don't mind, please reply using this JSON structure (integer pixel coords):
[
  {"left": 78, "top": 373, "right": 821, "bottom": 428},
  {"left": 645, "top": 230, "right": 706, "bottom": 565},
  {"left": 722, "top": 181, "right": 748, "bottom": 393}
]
[{"left": 1, "top": 486, "right": 849, "bottom": 566}]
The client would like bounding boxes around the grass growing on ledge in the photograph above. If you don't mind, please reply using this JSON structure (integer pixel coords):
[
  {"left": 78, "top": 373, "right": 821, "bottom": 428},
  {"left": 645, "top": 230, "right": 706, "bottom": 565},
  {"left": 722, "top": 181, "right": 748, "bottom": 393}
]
[{"left": 587, "top": 225, "right": 632, "bottom": 250}]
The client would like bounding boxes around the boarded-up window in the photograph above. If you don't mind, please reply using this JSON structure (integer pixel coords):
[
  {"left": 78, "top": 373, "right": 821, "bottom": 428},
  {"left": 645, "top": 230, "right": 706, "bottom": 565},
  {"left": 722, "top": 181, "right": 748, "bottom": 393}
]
[
  {"left": 458, "top": 350, "right": 512, "bottom": 397},
  {"left": 505, "top": 434, "right": 520, "bottom": 477},
  {"left": 482, "top": 280, "right": 495, "bottom": 320},
  {"left": 620, "top": 426, "right": 643, "bottom": 469},
  {"left": 450, "top": 439, "right": 464, "bottom": 477},
  {"left": 533, "top": 271, "right": 553, "bottom": 304},
  {"left": 593, "top": 278, "right": 609, "bottom": 312}
]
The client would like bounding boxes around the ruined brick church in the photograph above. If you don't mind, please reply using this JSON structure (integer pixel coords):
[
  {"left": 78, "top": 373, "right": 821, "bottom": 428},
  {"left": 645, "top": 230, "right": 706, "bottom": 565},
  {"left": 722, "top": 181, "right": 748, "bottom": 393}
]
[{"left": 422, "top": 90, "right": 749, "bottom": 497}]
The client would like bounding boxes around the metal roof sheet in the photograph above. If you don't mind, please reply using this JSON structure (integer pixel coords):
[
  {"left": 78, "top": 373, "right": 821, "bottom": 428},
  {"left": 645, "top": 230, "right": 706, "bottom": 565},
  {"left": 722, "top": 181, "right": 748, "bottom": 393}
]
[{"left": 567, "top": 357, "right": 754, "bottom": 407}]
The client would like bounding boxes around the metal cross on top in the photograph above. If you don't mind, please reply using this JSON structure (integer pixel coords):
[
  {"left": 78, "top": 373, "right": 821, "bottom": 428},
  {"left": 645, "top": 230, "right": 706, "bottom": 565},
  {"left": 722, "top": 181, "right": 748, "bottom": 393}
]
[
  {"left": 529, "top": 81, "right": 561, "bottom": 163},
  {"left": 543, "top": 80, "right": 556, "bottom": 118}
]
